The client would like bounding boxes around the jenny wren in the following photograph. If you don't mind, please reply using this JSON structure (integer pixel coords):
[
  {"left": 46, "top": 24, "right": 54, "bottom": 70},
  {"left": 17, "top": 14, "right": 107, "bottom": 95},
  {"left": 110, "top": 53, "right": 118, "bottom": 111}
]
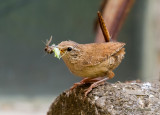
[{"left": 44, "top": 12, "right": 125, "bottom": 96}]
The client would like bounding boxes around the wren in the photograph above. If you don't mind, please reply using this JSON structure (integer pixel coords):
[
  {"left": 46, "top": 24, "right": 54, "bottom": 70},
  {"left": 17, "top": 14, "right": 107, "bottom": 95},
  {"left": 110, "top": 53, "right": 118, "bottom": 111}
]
[
  {"left": 44, "top": 12, "right": 125, "bottom": 96},
  {"left": 45, "top": 38, "right": 125, "bottom": 96}
]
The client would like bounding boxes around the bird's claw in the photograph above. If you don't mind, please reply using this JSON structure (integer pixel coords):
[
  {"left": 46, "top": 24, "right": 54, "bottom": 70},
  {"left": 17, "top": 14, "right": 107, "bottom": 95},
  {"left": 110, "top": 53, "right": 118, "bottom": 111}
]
[
  {"left": 84, "top": 77, "right": 108, "bottom": 97},
  {"left": 70, "top": 82, "right": 84, "bottom": 90}
]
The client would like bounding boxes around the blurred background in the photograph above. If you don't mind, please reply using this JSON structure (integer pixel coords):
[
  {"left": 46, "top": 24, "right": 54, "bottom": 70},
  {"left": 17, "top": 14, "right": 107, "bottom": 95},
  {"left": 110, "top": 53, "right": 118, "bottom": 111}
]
[{"left": 0, "top": 0, "right": 159, "bottom": 114}]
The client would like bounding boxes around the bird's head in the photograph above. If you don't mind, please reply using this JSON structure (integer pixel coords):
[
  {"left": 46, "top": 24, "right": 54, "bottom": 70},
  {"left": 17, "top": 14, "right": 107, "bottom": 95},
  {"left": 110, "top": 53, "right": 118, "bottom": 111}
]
[
  {"left": 57, "top": 41, "right": 81, "bottom": 60},
  {"left": 44, "top": 36, "right": 82, "bottom": 61}
]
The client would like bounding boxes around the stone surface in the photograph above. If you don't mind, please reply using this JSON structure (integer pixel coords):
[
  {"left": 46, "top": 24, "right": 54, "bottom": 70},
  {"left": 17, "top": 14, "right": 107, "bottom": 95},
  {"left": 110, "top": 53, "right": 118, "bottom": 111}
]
[{"left": 47, "top": 81, "right": 160, "bottom": 115}]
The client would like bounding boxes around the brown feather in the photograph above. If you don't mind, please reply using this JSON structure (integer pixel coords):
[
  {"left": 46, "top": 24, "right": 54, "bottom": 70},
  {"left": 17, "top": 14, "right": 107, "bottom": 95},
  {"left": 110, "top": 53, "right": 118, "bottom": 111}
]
[{"left": 80, "top": 42, "right": 125, "bottom": 66}]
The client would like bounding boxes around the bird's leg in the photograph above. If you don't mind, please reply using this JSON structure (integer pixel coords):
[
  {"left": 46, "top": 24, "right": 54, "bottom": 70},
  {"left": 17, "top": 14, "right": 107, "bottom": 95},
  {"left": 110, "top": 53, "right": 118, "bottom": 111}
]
[
  {"left": 84, "top": 71, "right": 115, "bottom": 97},
  {"left": 84, "top": 77, "right": 109, "bottom": 97},
  {"left": 70, "top": 77, "right": 102, "bottom": 90}
]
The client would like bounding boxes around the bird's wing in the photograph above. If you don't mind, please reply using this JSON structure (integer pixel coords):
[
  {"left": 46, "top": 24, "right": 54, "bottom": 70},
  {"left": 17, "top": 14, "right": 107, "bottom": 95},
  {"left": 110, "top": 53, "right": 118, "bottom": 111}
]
[{"left": 81, "top": 42, "right": 125, "bottom": 66}]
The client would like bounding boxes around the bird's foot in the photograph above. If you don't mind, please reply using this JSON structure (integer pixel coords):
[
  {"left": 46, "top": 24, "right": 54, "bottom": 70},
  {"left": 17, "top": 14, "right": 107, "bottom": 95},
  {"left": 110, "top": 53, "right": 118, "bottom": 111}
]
[
  {"left": 70, "top": 82, "right": 84, "bottom": 90},
  {"left": 70, "top": 77, "right": 101, "bottom": 90},
  {"left": 84, "top": 77, "right": 109, "bottom": 97}
]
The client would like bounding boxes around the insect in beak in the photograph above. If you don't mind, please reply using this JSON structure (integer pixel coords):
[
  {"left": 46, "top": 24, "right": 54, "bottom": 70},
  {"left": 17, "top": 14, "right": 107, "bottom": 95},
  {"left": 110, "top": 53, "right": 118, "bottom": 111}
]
[
  {"left": 44, "top": 36, "right": 61, "bottom": 59},
  {"left": 44, "top": 36, "right": 55, "bottom": 54}
]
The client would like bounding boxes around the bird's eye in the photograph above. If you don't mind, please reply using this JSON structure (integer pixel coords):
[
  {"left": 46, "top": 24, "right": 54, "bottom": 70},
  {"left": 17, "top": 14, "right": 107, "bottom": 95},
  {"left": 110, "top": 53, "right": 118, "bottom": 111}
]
[{"left": 67, "top": 47, "right": 72, "bottom": 51}]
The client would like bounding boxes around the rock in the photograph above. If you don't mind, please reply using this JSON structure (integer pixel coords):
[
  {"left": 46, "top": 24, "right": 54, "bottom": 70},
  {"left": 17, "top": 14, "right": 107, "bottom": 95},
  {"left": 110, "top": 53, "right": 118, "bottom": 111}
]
[{"left": 47, "top": 81, "right": 160, "bottom": 115}]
